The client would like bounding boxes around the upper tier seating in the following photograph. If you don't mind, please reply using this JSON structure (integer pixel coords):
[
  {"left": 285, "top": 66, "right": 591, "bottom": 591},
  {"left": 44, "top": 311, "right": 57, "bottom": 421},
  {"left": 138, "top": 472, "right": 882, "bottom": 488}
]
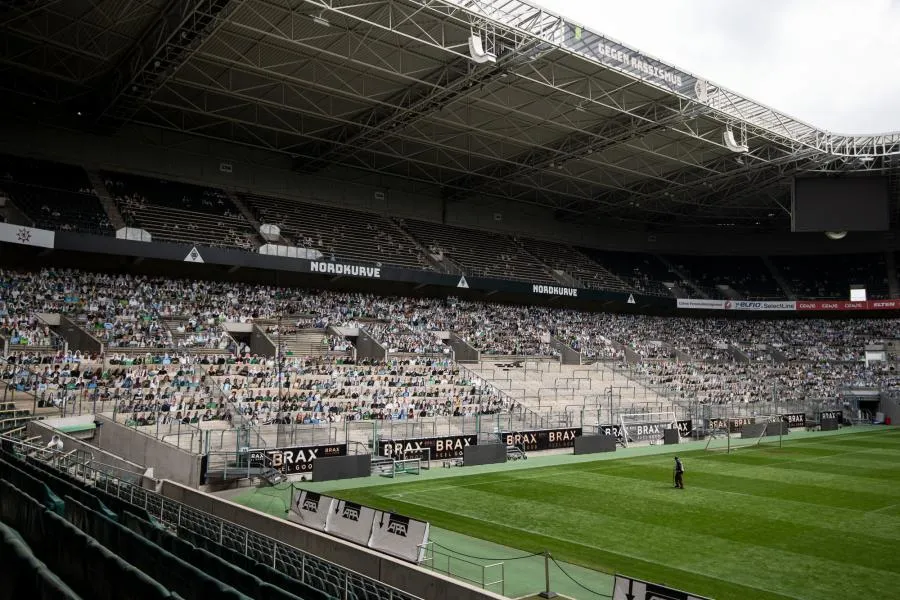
[
  {"left": 521, "top": 238, "right": 629, "bottom": 291},
  {"left": 773, "top": 253, "right": 890, "bottom": 299},
  {"left": 400, "top": 219, "right": 555, "bottom": 282},
  {"left": 579, "top": 249, "right": 673, "bottom": 296},
  {"left": 666, "top": 254, "right": 784, "bottom": 299},
  {"left": 241, "top": 194, "right": 431, "bottom": 270},
  {"left": 103, "top": 172, "right": 258, "bottom": 249},
  {"left": 0, "top": 154, "right": 111, "bottom": 235}
]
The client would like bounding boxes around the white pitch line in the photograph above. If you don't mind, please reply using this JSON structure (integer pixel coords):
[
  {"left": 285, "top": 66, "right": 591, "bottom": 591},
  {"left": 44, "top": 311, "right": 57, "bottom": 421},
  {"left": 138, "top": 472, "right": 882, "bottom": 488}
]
[
  {"left": 868, "top": 503, "right": 900, "bottom": 514},
  {"left": 418, "top": 504, "right": 813, "bottom": 600}
]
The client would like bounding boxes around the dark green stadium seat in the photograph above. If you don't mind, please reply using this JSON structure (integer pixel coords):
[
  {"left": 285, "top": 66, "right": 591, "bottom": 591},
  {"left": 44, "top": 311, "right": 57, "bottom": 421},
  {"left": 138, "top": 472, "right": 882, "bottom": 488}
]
[
  {"left": 22, "top": 454, "right": 156, "bottom": 523},
  {"left": 17, "top": 456, "right": 118, "bottom": 520},
  {"left": 0, "top": 456, "right": 64, "bottom": 514},
  {"left": 0, "top": 520, "right": 82, "bottom": 600},
  {"left": 178, "top": 527, "right": 336, "bottom": 600},
  {"left": 64, "top": 495, "right": 252, "bottom": 600},
  {"left": 118, "top": 511, "right": 305, "bottom": 600},
  {"left": 0, "top": 480, "right": 174, "bottom": 600}
]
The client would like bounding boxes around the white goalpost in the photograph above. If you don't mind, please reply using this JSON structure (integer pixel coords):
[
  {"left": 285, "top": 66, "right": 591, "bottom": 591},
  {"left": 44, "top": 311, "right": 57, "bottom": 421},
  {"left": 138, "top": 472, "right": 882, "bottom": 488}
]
[
  {"left": 704, "top": 415, "right": 785, "bottom": 453},
  {"left": 619, "top": 411, "right": 678, "bottom": 448},
  {"left": 387, "top": 457, "right": 422, "bottom": 478}
]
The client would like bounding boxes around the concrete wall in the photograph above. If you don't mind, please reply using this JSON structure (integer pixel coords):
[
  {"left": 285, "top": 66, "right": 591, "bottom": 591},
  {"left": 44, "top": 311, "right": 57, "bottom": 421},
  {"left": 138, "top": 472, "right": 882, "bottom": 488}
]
[
  {"left": 94, "top": 415, "right": 204, "bottom": 486},
  {"left": 159, "top": 480, "right": 505, "bottom": 600},
  {"left": 551, "top": 338, "right": 582, "bottom": 365},
  {"left": 1, "top": 122, "right": 896, "bottom": 256},
  {"left": 25, "top": 420, "right": 154, "bottom": 486},
  {"left": 356, "top": 330, "right": 387, "bottom": 361},
  {"left": 250, "top": 325, "right": 276, "bottom": 357},
  {"left": 57, "top": 316, "right": 103, "bottom": 354},
  {"left": 447, "top": 333, "right": 479, "bottom": 363}
]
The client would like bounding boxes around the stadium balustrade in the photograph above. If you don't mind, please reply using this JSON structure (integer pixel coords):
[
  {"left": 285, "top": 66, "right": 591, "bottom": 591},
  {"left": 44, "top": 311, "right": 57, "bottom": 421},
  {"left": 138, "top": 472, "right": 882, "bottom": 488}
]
[
  {"left": 400, "top": 219, "right": 556, "bottom": 283},
  {"left": 0, "top": 154, "right": 112, "bottom": 236},
  {"left": 772, "top": 253, "right": 890, "bottom": 299},
  {"left": 579, "top": 248, "right": 674, "bottom": 296},
  {"left": 241, "top": 194, "right": 431, "bottom": 270},
  {"left": 103, "top": 172, "right": 258, "bottom": 249},
  {"left": 665, "top": 254, "right": 784, "bottom": 299},
  {"left": 520, "top": 238, "right": 630, "bottom": 292},
  {"left": 0, "top": 433, "right": 421, "bottom": 600}
]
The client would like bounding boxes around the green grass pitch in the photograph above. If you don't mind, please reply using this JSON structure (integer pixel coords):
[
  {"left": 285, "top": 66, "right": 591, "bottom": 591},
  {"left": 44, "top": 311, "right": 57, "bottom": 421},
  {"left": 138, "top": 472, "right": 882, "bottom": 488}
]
[{"left": 329, "top": 428, "right": 900, "bottom": 600}]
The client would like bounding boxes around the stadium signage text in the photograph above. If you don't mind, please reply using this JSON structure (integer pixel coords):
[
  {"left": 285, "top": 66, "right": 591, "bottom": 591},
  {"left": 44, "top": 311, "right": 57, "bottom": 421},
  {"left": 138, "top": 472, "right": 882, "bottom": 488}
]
[
  {"left": 502, "top": 428, "right": 582, "bottom": 451},
  {"left": 386, "top": 514, "right": 410, "bottom": 537},
  {"left": 677, "top": 419, "right": 693, "bottom": 437},
  {"left": 341, "top": 502, "right": 362, "bottom": 521},
  {"left": 677, "top": 299, "right": 797, "bottom": 311},
  {"left": 781, "top": 413, "right": 806, "bottom": 428},
  {"left": 310, "top": 261, "right": 381, "bottom": 278},
  {"left": 298, "top": 491, "right": 322, "bottom": 513},
  {"left": 599, "top": 422, "right": 677, "bottom": 443},
  {"left": 599, "top": 423, "right": 624, "bottom": 441},
  {"left": 819, "top": 410, "right": 844, "bottom": 424},
  {"left": 378, "top": 434, "right": 477, "bottom": 460},
  {"left": 251, "top": 443, "right": 347, "bottom": 474},
  {"left": 680, "top": 298, "right": 900, "bottom": 312},
  {"left": 532, "top": 284, "right": 578, "bottom": 297},
  {"left": 797, "top": 300, "right": 873, "bottom": 311},
  {"left": 709, "top": 417, "right": 755, "bottom": 433},
  {"left": 729, "top": 300, "right": 796, "bottom": 311},
  {"left": 596, "top": 43, "right": 685, "bottom": 87}
]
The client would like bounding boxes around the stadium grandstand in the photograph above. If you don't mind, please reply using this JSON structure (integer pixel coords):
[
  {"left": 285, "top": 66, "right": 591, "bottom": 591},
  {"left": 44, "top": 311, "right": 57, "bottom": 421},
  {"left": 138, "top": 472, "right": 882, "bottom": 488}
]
[{"left": 1, "top": 1, "right": 899, "bottom": 599}]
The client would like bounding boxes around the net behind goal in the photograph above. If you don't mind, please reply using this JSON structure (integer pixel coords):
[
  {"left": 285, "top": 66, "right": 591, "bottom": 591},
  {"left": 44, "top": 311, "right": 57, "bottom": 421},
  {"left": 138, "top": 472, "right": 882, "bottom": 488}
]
[
  {"left": 704, "top": 415, "right": 785, "bottom": 453},
  {"left": 386, "top": 458, "right": 422, "bottom": 478}
]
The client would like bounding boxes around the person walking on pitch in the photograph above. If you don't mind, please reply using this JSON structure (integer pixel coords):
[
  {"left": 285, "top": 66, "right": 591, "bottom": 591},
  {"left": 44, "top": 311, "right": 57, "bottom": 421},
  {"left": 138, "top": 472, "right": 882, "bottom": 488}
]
[{"left": 674, "top": 456, "right": 685, "bottom": 489}]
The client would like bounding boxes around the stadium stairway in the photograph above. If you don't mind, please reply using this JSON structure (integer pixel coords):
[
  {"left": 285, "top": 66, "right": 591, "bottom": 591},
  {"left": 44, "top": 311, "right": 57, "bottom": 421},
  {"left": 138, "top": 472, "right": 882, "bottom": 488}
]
[
  {"left": 761, "top": 255, "right": 796, "bottom": 299},
  {"left": 654, "top": 255, "right": 707, "bottom": 298},
  {"left": 86, "top": 170, "right": 126, "bottom": 230},
  {"left": 886, "top": 250, "right": 900, "bottom": 297},
  {"left": 468, "top": 360, "right": 670, "bottom": 426},
  {"left": 391, "top": 217, "right": 462, "bottom": 275},
  {"left": 227, "top": 191, "right": 277, "bottom": 246}
]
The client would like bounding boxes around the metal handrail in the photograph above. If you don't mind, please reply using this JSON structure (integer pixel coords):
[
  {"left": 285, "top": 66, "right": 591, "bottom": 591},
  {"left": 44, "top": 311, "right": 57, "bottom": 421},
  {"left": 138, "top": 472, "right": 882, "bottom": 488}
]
[{"left": 0, "top": 430, "right": 422, "bottom": 600}]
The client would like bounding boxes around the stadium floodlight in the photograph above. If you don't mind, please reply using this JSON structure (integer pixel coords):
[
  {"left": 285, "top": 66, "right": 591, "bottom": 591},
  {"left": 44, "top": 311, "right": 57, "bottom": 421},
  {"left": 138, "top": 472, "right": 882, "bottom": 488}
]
[
  {"left": 312, "top": 12, "right": 330, "bottom": 27},
  {"left": 468, "top": 33, "right": 496, "bottom": 64},
  {"left": 723, "top": 128, "right": 749, "bottom": 153}
]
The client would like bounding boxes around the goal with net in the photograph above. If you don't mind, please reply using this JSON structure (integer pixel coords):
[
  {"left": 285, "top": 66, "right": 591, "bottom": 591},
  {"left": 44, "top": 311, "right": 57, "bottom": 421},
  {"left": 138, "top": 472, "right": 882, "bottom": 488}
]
[
  {"left": 704, "top": 415, "right": 786, "bottom": 453},
  {"left": 385, "top": 457, "right": 422, "bottom": 478}
]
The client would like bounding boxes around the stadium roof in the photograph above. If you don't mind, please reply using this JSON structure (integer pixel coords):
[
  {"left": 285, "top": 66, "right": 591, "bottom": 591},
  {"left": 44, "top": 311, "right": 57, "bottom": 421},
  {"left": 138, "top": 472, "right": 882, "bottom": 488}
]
[{"left": 2, "top": 0, "right": 899, "bottom": 231}]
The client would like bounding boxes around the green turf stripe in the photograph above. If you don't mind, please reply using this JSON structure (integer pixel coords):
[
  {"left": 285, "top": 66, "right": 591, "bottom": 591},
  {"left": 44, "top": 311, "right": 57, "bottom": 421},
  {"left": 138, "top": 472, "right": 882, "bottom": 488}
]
[
  {"left": 340, "top": 491, "right": 801, "bottom": 600},
  {"left": 425, "top": 477, "right": 900, "bottom": 573}
]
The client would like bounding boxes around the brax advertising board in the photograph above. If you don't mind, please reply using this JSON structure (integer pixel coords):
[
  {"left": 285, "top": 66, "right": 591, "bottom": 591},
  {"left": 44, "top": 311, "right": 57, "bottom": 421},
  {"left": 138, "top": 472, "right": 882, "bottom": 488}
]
[
  {"left": 781, "top": 413, "right": 807, "bottom": 428},
  {"left": 378, "top": 435, "right": 477, "bottom": 460},
  {"left": 599, "top": 421, "right": 688, "bottom": 443},
  {"left": 250, "top": 443, "right": 347, "bottom": 474},
  {"left": 501, "top": 428, "right": 582, "bottom": 451}
]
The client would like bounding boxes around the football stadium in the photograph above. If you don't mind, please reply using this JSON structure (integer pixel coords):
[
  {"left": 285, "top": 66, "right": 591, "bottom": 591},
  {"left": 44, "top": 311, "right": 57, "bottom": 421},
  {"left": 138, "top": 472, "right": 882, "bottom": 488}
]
[{"left": 0, "top": 1, "right": 899, "bottom": 599}]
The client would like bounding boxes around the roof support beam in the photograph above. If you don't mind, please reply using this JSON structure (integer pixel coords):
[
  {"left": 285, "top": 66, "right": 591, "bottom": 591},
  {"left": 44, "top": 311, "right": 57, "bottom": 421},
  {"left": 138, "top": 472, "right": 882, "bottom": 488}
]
[
  {"left": 92, "top": 0, "right": 236, "bottom": 131},
  {"left": 443, "top": 98, "right": 695, "bottom": 201}
]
